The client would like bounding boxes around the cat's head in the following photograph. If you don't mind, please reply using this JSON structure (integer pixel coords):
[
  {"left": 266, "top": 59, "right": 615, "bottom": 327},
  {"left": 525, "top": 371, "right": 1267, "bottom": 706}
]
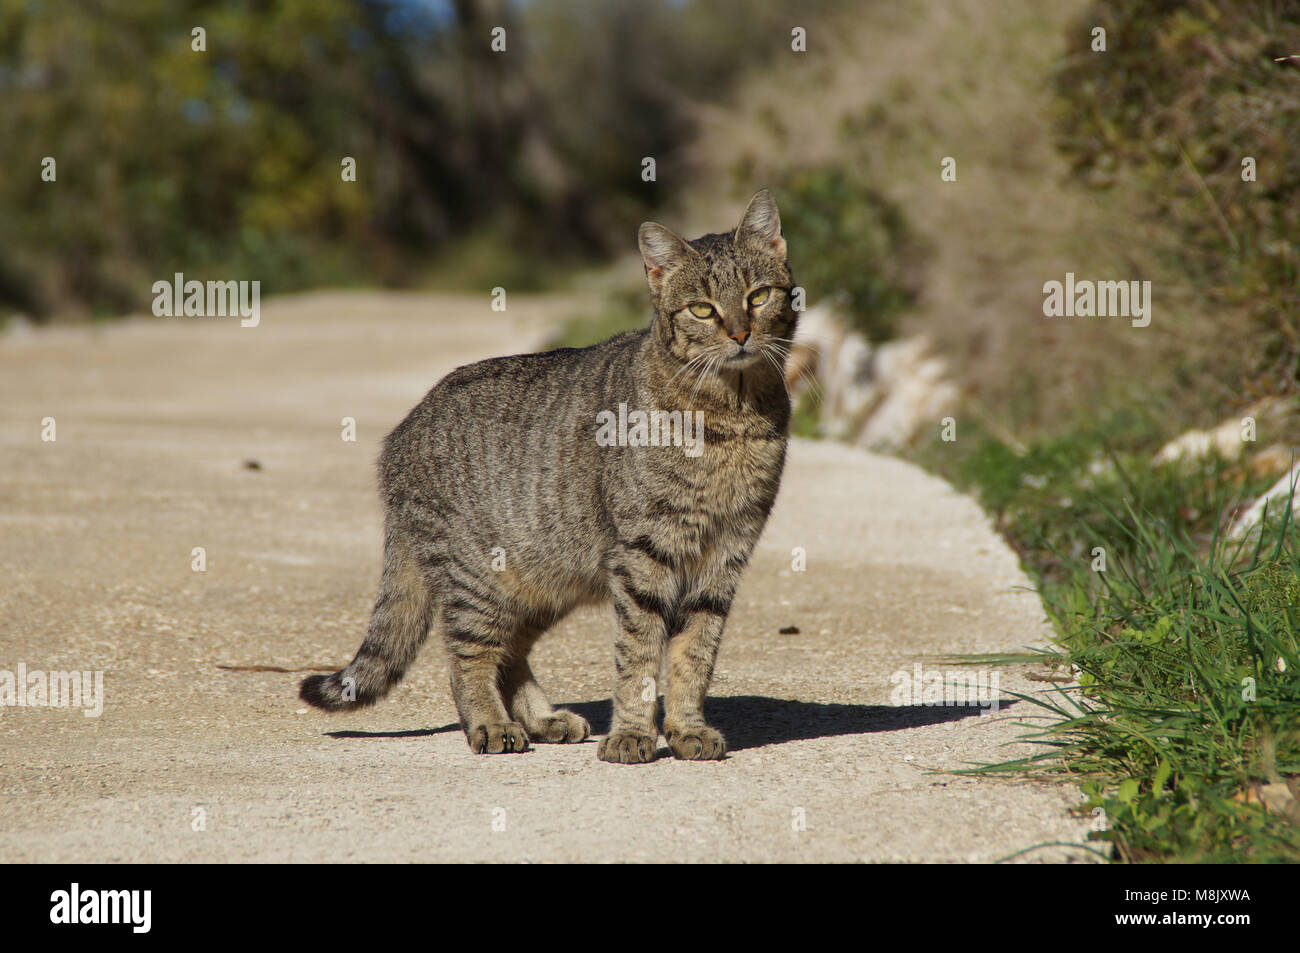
[{"left": 639, "top": 190, "right": 796, "bottom": 374}]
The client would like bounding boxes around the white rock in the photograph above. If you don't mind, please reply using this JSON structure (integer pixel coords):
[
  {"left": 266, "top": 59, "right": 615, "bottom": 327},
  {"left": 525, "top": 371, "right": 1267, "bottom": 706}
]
[
  {"left": 1154, "top": 397, "right": 1290, "bottom": 466},
  {"left": 1228, "top": 461, "right": 1300, "bottom": 540},
  {"left": 787, "top": 305, "right": 958, "bottom": 451}
]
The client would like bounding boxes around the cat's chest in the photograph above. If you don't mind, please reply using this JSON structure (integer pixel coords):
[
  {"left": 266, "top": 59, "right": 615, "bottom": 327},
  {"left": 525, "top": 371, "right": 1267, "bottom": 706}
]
[{"left": 666, "top": 422, "right": 787, "bottom": 521}]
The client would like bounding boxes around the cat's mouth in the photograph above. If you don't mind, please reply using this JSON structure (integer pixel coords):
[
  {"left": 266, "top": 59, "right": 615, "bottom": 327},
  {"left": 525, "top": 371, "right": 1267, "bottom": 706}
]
[{"left": 724, "top": 347, "right": 761, "bottom": 367}]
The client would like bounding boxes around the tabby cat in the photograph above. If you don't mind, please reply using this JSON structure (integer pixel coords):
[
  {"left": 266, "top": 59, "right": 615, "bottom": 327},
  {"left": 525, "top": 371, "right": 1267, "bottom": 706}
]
[{"left": 300, "top": 190, "right": 796, "bottom": 763}]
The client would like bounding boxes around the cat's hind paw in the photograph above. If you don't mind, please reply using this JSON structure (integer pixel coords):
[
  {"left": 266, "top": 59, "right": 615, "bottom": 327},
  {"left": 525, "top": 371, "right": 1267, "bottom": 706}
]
[
  {"left": 666, "top": 725, "right": 726, "bottom": 761},
  {"left": 528, "top": 710, "right": 591, "bottom": 744}
]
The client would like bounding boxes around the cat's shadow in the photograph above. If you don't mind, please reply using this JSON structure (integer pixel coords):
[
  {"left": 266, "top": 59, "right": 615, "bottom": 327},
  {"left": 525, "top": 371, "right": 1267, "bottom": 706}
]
[{"left": 325, "top": 695, "right": 1012, "bottom": 750}]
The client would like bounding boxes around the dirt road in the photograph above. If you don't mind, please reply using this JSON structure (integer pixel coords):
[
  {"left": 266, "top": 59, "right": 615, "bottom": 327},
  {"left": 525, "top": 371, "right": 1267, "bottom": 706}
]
[{"left": 0, "top": 292, "right": 1091, "bottom": 862}]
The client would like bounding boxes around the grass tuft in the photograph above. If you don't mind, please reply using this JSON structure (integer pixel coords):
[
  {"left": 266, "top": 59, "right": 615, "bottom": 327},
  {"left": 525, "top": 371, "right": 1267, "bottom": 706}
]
[{"left": 935, "top": 417, "right": 1300, "bottom": 862}]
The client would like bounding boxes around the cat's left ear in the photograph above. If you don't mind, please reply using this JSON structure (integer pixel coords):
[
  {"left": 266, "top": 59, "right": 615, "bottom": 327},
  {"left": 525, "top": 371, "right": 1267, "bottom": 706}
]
[{"left": 735, "top": 189, "right": 786, "bottom": 259}]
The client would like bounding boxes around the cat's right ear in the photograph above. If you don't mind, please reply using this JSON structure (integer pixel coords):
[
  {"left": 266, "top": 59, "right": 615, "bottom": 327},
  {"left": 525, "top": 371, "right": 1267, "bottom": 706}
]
[{"left": 638, "top": 222, "right": 693, "bottom": 294}]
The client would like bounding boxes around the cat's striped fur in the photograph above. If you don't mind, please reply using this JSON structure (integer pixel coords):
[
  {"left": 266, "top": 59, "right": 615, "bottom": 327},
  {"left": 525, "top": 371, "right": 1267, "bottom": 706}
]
[{"left": 300, "top": 190, "right": 796, "bottom": 762}]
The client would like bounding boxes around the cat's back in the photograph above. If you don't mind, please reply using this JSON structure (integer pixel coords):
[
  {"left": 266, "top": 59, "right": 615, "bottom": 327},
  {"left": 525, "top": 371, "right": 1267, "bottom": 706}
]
[
  {"left": 437, "top": 329, "right": 642, "bottom": 411},
  {"left": 378, "top": 328, "right": 645, "bottom": 496}
]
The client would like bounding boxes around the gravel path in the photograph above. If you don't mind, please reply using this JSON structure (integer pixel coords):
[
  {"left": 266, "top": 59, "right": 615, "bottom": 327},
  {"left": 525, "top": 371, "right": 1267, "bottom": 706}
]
[{"left": 0, "top": 292, "right": 1091, "bottom": 862}]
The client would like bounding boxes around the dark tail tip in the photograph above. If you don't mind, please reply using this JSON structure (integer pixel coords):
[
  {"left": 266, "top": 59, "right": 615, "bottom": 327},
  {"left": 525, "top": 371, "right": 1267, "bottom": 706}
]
[{"left": 300, "top": 672, "right": 354, "bottom": 711}]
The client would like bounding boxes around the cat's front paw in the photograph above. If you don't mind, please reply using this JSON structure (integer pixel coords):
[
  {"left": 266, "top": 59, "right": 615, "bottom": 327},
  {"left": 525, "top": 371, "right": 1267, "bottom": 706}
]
[
  {"left": 467, "top": 721, "right": 531, "bottom": 754},
  {"left": 527, "top": 710, "right": 591, "bottom": 744},
  {"left": 665, "top": 725, "right": 727, "bottom": 761},
  {"left": 597, "top": 729, "right": 659, "bottom": 764}
]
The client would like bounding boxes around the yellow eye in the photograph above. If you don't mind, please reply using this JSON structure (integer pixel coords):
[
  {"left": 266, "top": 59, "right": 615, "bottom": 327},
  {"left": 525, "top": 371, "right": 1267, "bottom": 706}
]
[
  {"left": 688, "top": 303, "right": 715, "bottom": 318},
  {"left": 749, "top": 288, "right": 771, "bottom": 307}
]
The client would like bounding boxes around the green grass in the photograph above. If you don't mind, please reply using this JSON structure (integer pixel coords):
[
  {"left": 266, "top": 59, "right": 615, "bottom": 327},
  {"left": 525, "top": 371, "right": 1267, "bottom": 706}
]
[{"left": 919, "top": 416, "right": 1300, "bottom": 862}]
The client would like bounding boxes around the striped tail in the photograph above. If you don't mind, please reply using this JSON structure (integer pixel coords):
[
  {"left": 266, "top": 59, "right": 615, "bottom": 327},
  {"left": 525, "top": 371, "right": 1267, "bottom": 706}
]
[{"left": 300, "top": 535, "right": 433, "bottom": 710}]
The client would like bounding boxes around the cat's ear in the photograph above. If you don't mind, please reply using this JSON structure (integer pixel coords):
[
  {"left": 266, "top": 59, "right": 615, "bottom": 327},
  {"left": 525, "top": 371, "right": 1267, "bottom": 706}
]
[
  {"left": 735, "top": 189, "right": 785, "bottom": 259},
  {"left": 638, "top": 222, "right": 693, "bottom": 292}
]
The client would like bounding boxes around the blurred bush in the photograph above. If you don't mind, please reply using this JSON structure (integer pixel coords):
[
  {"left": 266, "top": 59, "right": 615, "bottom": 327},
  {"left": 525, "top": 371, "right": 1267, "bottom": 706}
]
[
  {"left": 773, "top": 164, "right": 925, "bottom": 341},
  {"left": 0, "top": 0, "right": 842, "bottom": 320},
  {"left": 1055, "top": 0, "right": 1300, "bottom": 393}
]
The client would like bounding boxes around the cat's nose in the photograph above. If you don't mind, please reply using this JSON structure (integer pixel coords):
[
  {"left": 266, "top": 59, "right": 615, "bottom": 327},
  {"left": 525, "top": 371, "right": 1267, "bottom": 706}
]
[{"left": 730, "top": 330, "right": 750, "bottom": 346}]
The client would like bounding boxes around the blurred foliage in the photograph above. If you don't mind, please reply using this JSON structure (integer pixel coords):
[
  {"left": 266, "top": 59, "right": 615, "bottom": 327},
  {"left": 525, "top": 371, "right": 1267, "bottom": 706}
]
[
  {"left": 773, "top": 164, "right": 924, "bottom": 341},
  {"left": 1055, "top": 0, "right": 1300, "bottom": 393},
  {"left": 545, "top": 283, "right": 645, "bottom": 349},
  {"left": 789, "top": 387, "right": 822, "bottom": 438},
  {"left": 0, "top": 0, "right": 842, "bottom": 319}
]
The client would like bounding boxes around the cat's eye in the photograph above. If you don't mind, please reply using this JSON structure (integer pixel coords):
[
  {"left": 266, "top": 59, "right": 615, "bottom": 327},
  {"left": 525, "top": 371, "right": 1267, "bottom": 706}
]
[
  {"left": 688, "top": 303, "right": 715, "bottom": 319},
  {"left": 748, "top": 287, "right": 771, "bottom": 308}
]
